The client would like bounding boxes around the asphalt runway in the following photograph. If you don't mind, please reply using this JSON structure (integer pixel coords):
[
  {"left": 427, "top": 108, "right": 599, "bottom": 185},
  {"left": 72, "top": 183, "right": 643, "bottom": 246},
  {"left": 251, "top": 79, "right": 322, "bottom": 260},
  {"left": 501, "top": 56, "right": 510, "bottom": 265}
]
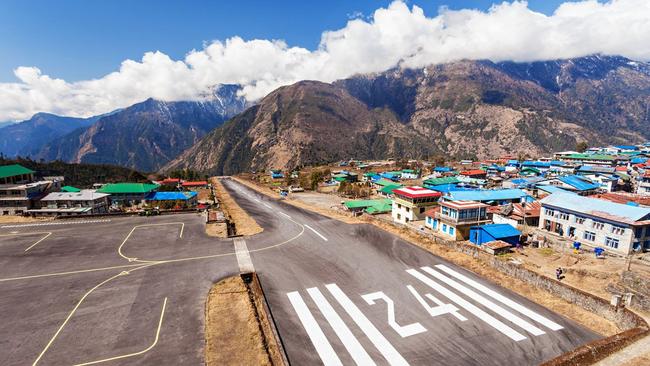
[
  {"left": 220, "top": 178, "right": 601, "bottom": 366},
  {"left": 0, "top": 178, "right": 600, "bottom": 365}
]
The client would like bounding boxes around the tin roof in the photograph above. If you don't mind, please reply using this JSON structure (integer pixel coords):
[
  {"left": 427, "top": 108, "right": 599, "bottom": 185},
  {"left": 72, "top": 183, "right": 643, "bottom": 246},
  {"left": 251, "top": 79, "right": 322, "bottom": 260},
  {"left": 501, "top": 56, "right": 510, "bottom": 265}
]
[{"left": 541, "top": 192, "right": 650, "bottom": 224}]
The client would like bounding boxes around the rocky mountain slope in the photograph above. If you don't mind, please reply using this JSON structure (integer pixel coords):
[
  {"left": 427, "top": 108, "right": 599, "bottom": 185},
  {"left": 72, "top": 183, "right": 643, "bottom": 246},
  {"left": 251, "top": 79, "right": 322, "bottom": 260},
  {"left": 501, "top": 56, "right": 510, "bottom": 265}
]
[
  {"left": 36, "top": 84, "right": 248, "bottom": 172},
  {"left": 165, "top": 56, "right": 650, "bottom": 175},
  {"left": 0, "top": 113, "right": 100, "bottom": 157}
]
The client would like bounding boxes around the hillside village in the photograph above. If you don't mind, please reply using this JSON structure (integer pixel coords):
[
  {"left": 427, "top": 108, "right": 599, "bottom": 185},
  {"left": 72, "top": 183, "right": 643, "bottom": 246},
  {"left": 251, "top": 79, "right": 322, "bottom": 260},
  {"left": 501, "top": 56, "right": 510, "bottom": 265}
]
[{"left": 250, "top": 143, "right": 650, "bottom": 259}]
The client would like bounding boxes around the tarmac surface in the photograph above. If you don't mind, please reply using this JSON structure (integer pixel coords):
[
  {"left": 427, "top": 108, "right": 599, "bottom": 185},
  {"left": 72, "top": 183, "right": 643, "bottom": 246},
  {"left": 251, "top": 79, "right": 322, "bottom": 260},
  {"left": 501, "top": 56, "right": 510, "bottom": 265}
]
[{"left": 0, "top": 178, "right": 600, "bottom": 365}]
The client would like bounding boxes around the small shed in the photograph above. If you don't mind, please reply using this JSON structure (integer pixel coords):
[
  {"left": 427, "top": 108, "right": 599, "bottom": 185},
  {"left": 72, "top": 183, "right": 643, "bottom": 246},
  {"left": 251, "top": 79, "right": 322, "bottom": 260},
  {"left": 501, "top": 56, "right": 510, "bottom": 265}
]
[
  {"left": 469, "top": 224, "right": 521, "bottom": 246},
  {"left": 482, "top": 240, "right": 512, "bottom": 255}
]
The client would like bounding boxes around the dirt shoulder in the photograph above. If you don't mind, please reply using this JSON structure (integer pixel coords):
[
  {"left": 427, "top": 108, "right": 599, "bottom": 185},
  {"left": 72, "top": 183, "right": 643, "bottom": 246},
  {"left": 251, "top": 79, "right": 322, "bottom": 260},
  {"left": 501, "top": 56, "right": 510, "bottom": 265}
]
[
  {"left": 0, "top": 215, "right": 54, "bottom": 224},
  {"left": 205, "top": 276, "right": 272, "bottom": 366},
  {"left": 212, "top": 177, "right": 263, "bottom": 236},
  {"left": 234, "top": 175, "right": 619, "bottom": 336}
]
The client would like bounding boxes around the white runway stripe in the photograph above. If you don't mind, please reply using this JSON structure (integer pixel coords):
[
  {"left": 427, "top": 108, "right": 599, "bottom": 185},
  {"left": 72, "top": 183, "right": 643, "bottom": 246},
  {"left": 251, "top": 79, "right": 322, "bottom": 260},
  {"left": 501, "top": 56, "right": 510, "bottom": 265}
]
[
  {"left": 420, "top": 267, "right": 545, "bottom": 336},
  {"left": 434, "top": 264, "right": 564, "bottom": 331},
  {"left": 287, "top": 291, "right": 343, "bottom": 366},
  {"left": 407, "top": 269, "right": 527, "bottom": 342},
  {"left": 305, "top": 225, "right": 328, "bottom": 241},
  {"left": 279, "top": 212, "right": 292, "bottom": 219},
  {"left": 307, "top": 287, "right": 376, "bottom": 366},
  {"left": 1, "top": 219, "right": 111, "bottom": 228},
  {"left": 326, "top": 284, "right": 409, "bottom": 366}
]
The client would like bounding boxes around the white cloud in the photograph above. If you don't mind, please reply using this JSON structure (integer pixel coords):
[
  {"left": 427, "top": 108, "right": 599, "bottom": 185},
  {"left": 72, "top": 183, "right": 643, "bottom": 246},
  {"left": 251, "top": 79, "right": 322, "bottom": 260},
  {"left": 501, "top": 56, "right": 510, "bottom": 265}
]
[{"left": 2, "top": 0, "right": 650, "bottom": 121}]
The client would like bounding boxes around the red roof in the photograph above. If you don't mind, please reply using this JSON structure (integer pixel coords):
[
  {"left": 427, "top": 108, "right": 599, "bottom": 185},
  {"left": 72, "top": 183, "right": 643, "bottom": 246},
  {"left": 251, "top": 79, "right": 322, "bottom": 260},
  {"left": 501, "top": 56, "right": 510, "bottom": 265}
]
[
  {"left": 460, "top": 169, "right": 486, "bottom": 176},
  {"left": 616, "top": 166, "right": 628, "bottom": 171},
  {"left": 393, "top": 186, "right": 442, "bottom": 199},
  {"left": 161, "top": 178, "right": 181, "bottom": 184},
  {"left": 181, "top": 181, "right": 208, "bottom": 186}
]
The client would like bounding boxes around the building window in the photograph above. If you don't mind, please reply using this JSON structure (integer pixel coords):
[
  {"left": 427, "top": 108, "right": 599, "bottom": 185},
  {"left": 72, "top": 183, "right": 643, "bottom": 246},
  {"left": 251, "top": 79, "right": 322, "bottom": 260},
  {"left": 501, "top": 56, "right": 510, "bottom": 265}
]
[
  {"left": 583, "top": 231, "right": 596, "bottom": 241},
  {"left": 574, "top": 216, "right": 585, "bottom": 224},
  {"left": 442, "top": 224, "right": 447, "bottom": 233},
  {"left": 397, "top": 214, "right": 401, "bottom": 220},
  {"left": 592, "top": 221, "right": 604, "bottom": 230},
  {"left": 611, "top": 226, "right": 625, "bottom": 235},
  {"left": 406, "top": 207, "right": 410, "bottom": 212},
  {"left": 605, "top": 237, "right": 619, "bottom": 249},
  {"left": 420, "top": 207, "right": 425, "bottom": 214},
  {"left": 544, "top": 208, "right": 554, "bottom": 216},
  {"left": 634, "top": 227, "right": 643, "bottom": 238},
  {"left": 558, "top": 212, "right": 569, "bottom": 221},
  {"left": 449, "top": 227, "right": 455, "bottom": 236}
]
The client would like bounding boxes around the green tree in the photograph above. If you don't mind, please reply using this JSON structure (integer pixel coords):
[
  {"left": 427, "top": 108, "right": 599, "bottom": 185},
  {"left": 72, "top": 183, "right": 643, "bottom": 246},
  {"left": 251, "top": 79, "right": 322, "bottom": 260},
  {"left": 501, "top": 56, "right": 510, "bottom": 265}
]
[{"left": 576, "top": 141, "right": 588, "bottom": 153}]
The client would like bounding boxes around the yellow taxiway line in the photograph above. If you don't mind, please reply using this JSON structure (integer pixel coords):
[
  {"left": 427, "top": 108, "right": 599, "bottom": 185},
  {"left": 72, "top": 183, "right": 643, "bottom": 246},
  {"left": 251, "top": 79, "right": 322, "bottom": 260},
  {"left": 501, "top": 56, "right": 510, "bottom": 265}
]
[
  {"left": 32, "top": 263, "right": 156, "bottom": 365},
  {"left": 0, "top": 263, "right": 145, "bottom": 283},
  {"left": 72, "top": 297, "right": 168, "bottom": 366},
  {"left": 25, "top": 232, "right": 52, "bottom": 252},
  {"left": 117, "top": 222, "right": 185, "bottom": 263}
]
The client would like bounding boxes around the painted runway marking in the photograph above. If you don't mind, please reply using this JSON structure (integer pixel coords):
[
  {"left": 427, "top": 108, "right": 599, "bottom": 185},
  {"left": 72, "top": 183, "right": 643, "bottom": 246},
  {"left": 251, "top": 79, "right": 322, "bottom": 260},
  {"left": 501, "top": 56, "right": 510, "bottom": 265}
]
[
  {"left": 406, "top": 285, "right": 466, "bottom": 321},
  {"left": 326, "top": 284, "right": 409, "bottom": 366},
  {"left": 362, "top": 291, "right": 426, "bottom": 338},
  {"left": 263, "top": 203, "right": 273, "bottom": 209},
  {"left": 434, "top": 264, "right": 563, "bottom": 331},
  {"left": 305, "top": 224, "right": 328, "bottom": 241},
  {"left": 279, "top": 212, "right": 292, "bottom": 219},
  {"left": 407, "top": 269, "right": 527, "bottom": 342},
  {"left": 234, "top": 237, "right": 254, "bottom": 272},
  {"left": 1, "top": 219, "right": 111, "bottom": 228},
  {"left": 307, "top": 287, "right": 376, "bottom": 365},
  {"left": 287, "top": 291, "right": 343, "bottom": 366},
  {"left": 72, "top": 297, "right": 168, "bottom": 365},
  {"left": 421, "top": 267, "right": 545, "bottom": 336},
  {"left": 0, "top": 231, "right": 53, "bottom": 252}
]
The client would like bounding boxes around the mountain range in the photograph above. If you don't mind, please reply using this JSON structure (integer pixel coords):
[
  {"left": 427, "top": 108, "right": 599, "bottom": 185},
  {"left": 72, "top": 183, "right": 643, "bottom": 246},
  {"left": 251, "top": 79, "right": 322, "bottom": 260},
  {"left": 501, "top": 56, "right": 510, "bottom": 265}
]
[
  {"left": 2, "top": 56, "right": 649, "bottom": 174},
  {"left": 164, "top": 55, "right": 650, "bottom": 175}
]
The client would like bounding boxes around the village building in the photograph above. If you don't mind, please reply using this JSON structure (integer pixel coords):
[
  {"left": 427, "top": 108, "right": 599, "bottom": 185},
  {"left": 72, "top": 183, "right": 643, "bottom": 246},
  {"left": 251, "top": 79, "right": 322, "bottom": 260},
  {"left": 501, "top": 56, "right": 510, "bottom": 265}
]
[
  {"left": 637, "top": 172, "right": 650, "bottom": 195},
  {"left": 469, "top": 224, "right": 522, "bottom": 246},
  {"left": 181, "top": 181, "right": 209, "bottom": 190},
  {"left": 442, "top": 188, "right": 530, "bottom": 206},
  {"left": 491, "top": 201, "right": 541, "bottom": 228},
  {"left": 391, "top": 186, "right": 441, "bottom": 224},
  {"left": 425, "top": 200, "right": 489, "bottom": 240},
  {"left": 539, "top": 192, "right": 650, "bottom": 254},
  {"left": 28, "top": 190, "right": 110, "bottom": 216},
  {"left": 145, "top": 191, "right": 198, "bottom": 208},
  {"left": 0, "top": 164, "right": 57, "bottom": 215},
  {"left": 97, "top": 183, "right": 159, "bottom": 205}
]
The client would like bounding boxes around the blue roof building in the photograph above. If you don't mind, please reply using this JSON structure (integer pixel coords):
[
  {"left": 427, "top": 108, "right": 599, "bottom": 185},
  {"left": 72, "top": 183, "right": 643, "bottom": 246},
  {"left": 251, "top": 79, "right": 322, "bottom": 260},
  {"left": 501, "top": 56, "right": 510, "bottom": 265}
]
[
  {"left": 557, "top": 175, "right": 601, "bottom": 192},
  {"left": 434, "top": 166, "right": 454, "bottom": 173},
  {"left": 146, "top": 191, "right": 198, "bottom": 201},
  {"left": 443, "top": 189, "right": 531, "bottom": 205},
  {"left": 470, "top": 224, "right": 521, "bottom": 246}
]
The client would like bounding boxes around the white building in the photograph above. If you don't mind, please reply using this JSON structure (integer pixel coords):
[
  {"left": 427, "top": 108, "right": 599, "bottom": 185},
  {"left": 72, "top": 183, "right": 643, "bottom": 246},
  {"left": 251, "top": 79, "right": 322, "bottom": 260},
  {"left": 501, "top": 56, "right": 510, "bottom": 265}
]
[
  {"left": 425, "top": 200, "right": 490, "bottom": 240},
  {"left": 391, "top": 186, "right": 441, "bottom": 224},
  {"left": 638, "top": 172, "right": 650, "bottom": 195},
  {"left": 28, "top": 190, "right": 110, "bottom": 216},
  {"left": 539, "top": 192, "right": 650, "bottom": 255}
]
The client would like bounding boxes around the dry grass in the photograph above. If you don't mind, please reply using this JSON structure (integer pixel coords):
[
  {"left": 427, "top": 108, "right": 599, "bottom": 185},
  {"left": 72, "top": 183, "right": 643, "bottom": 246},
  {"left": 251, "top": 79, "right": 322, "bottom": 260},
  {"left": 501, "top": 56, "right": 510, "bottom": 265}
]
[
  {"left": 619, "top": 353, "right": 650, "bottom": 366},
  {"left": 205, "top": 276, "right": 272, "bottom": 366},
  {"left": 0, "top": 215, "right": 53, "bottom": 224},
  {"left": 235, "top": 175, "right": 620, "bottom": 336},
  {"left": 205, "top": 222, "right": 228, "bottom": 238},
  {"left": 212, "top": 177, "right": 263, "bottom": 236}
]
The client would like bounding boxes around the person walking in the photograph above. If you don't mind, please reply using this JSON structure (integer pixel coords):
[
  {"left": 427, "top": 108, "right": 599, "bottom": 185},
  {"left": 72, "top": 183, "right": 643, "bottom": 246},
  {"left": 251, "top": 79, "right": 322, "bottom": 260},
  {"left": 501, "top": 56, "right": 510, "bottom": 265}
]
[{"left": 555, "top": 267, "right": 563, "bottom": 281}]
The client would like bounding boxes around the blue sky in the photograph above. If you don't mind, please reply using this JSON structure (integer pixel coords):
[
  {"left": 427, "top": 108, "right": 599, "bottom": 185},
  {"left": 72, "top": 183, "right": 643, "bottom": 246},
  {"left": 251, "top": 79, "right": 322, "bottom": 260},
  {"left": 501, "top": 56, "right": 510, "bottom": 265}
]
[{"left": 0, "top": 0, "right": 567, "bottom": 82}]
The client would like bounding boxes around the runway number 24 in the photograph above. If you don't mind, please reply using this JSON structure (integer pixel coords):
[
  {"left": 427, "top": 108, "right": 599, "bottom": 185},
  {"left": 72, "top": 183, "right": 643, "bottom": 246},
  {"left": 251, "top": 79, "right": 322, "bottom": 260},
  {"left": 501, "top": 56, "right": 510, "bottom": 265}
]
[{"left": 361, "top": 288, "right": 465, "bottom": 338}]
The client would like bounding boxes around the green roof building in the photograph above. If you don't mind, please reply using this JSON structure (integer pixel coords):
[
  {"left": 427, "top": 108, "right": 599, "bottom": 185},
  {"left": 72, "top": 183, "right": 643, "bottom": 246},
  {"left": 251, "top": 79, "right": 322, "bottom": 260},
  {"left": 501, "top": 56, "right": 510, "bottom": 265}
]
[
  {"left": 343, "top": 199, "right": 393, "bottom": 215},
  {"left": 378, "top": 184, "right": 402, "bottom": 196},
  {"left": 60, "top": 186, "right": 81, "bottom": 193},
  {"left": 0, "top": 164, "right": 35, "bottom": 184},
  {"left": 423, "top": 176, "right": 460, "bottom": 187},
  {"left": 98, "top": 183, "right": 159, "bottom": 203}
]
